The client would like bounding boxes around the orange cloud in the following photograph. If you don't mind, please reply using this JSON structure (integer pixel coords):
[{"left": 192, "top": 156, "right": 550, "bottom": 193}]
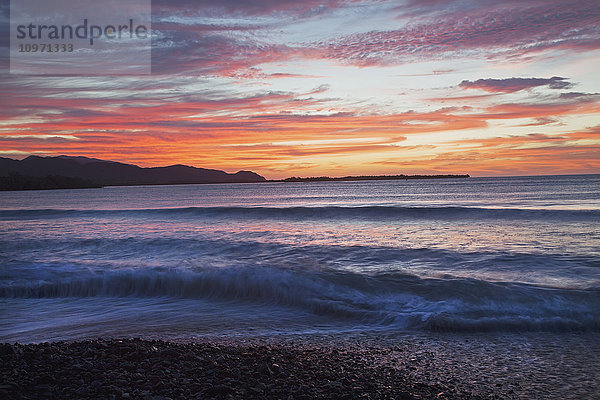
[
  {"left": 2, "top": 69, "right": 600, "bottom": 178},
  {"left": 372, "top": 126, "right": 600, "bottom": 176}
]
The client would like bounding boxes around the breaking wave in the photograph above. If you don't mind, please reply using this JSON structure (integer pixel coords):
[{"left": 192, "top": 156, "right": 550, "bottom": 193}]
[{"left": 3, "top": 266, "right": 599, "bottom": 333}]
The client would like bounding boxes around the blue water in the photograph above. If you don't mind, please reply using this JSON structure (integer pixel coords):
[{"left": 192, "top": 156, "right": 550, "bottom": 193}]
[{"left": 1, "top": 175, "right": 599, "bottom": 342}]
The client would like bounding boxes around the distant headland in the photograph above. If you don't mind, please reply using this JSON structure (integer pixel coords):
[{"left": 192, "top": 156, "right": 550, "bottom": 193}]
[
  {"left": 0, "top": 155, "right": 469, "bottom": 191},
  {"left": 275, "top": 174, "right": 470, "bottom": 182},
  {"left": 0, "top": 155, "right": 266, "bottom": 190}
]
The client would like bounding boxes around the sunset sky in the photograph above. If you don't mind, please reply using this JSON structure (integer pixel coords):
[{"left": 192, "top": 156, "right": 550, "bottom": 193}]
[{"left": 1, "top": 0, "right": 600, "bottom": 178}]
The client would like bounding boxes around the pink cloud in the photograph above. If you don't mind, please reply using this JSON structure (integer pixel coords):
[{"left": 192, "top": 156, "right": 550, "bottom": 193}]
[
  {"left": 147, "top": 1, "right": 600, "bottom": 76},
  {"left": 317, "top": 1, "right": 600, "bottom": 66}
]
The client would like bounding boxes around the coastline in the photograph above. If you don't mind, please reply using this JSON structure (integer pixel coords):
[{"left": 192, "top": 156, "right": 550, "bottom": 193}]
[
  {"left": 273, "top": 174, "right": 470, "bottom": 183},
  {"left": 2, "top": 332, "right": 599, "bottom": 399},
  {"left": 0, "top": 336, "right": 490, "bottom": 400},
  {"left": 0, "top": 173, "right": 471, "bottom": 191}
]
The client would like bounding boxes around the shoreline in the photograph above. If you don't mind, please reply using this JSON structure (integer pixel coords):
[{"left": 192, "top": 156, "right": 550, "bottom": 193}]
[
  {"left": 0, "top": 337, "right": 483, "bottom": 400},
  {"left": 2, "top": 332, "right": 599, "bottom": 399},
  {"left": 0, "top": 173, "right": 471, "bottom": 191},
  {"left": 270, "top": 174, "right": 470, "bottom": 183}
]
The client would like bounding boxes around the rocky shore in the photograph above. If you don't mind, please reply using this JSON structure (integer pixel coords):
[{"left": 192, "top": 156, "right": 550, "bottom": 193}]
[
  {"left": 3, "top": 333, "right": 599, "bottom": 399},
  {"left": 0, "top": 338, "right": 487, "bottom": 400}
]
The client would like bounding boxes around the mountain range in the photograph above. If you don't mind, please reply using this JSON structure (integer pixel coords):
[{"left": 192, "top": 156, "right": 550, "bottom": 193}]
[{"left": 0, "top": 155, "right": 266, "bottom": 186}]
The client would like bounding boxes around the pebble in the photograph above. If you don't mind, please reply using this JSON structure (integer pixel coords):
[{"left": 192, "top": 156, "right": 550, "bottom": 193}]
[{"left": 0, "top": 339, "right": 488, "bottom": 399}]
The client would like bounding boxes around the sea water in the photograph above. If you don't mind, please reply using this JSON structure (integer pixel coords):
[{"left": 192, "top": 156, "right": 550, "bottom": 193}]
[{"left": 1, "top": 175, "right": 599, "bottom": 342}]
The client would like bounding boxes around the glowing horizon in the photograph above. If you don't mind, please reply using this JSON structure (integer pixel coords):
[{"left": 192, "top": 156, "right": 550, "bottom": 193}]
[{"left": 2, "top": 0, "right": 600, "bottom": 179}]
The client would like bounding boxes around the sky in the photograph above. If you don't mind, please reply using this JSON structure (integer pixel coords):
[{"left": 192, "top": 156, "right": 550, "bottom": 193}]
[{"left": 1, "top": 0, "right": 600, "bottom": 178}]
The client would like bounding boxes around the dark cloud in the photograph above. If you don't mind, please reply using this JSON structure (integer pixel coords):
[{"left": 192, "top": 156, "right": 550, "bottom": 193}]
[
  {"left": 151, "top": 30, "right": 297, "bottom": 75},
  {"left": 459, "top": 77, "right": 573, "bottom": 93},
  {"left": 559, "top": 92, "right": 600, "bottom": 100}
]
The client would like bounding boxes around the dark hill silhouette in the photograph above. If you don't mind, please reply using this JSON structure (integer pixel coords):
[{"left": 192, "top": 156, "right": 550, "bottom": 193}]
[
  {"left": 0, "top": 156, "right": 266, "bottom": 186},
  {"left": 0, "top": 173, "right": 102, "bottom": 191}
]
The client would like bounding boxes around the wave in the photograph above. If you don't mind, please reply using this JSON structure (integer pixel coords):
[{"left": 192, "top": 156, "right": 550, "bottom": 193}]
[
  {"left": 4, "top": 238, "right": 598, "bottom": 289},
  {"left": 1, "top": 205, "right": 599, "bottom": 222},
  {"left": 2, "top": 266, "right": 599, "bottom": 332}
]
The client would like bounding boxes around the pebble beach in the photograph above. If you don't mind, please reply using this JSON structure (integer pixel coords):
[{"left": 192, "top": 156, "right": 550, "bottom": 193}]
[{"left": 2, "top": 332, "right": 599, "bottom": 399}]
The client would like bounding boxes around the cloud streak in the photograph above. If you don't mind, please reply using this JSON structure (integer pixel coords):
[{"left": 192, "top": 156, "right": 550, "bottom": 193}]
[
  {"left": 315, "top": 0, "right": 600, "bottom": 67},
  {"left": 459, "top": 77, "right": 573, "bottom": 93},
  {"left": 2, "top": 73, "right": 598, "bottom": 176},
  {"left": 1, "top": 1, "right": 599, "bottom": 177},
  {"left": 148, "top": 0, "right": 600, "bottom": 76}
]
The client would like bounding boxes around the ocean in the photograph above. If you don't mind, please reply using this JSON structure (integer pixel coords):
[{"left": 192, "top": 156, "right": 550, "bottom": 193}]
[{"left": 1, "top": 174, "right": 599, "bottom": 343}]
